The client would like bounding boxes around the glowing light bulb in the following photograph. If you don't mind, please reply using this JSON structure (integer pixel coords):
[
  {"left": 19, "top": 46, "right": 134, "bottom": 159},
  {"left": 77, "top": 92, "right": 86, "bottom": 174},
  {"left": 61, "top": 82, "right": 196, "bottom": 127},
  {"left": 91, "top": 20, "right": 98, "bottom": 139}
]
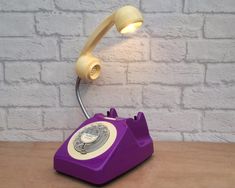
[{"left": 120, "top": 22, "right": 142, "bottom": 34}]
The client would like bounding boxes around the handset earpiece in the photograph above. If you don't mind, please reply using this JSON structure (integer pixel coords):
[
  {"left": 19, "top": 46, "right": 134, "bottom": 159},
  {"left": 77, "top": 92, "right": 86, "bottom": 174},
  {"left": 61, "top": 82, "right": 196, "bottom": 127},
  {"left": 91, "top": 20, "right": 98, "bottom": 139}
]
[{"left": 76, "top": 54, "right": 101, "bottom": 81}]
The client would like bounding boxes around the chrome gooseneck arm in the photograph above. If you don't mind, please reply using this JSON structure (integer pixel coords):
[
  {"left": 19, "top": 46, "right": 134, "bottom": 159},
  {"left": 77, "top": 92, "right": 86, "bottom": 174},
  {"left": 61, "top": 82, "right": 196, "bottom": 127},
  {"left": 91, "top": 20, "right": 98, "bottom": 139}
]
[{"left": 75, "top": 77, "right": 90, "bottom": 119}]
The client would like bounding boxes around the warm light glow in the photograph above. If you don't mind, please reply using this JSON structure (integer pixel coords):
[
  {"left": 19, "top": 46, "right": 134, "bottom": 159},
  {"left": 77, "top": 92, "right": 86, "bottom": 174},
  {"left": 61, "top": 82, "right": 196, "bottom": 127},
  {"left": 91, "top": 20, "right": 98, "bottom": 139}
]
[{"left": 120, "top": 22, "right": 142, "bottom": 34}]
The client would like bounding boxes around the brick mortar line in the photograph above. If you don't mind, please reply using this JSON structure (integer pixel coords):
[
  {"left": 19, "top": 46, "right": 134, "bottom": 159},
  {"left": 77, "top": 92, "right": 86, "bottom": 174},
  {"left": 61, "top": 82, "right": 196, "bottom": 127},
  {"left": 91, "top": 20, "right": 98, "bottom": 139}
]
[
  {"left": 0, "top": 8, "right": 234, "bottom": 15},
  {"left": 0, "top": 10, "right": 54, "bottom": 13},
  {"left": 199, "top": 110, "right": 205, "bottom": 133},
  {"left": 4, "top": 81, "right": 235, "bottom": 87},
  {"left": 2, "top": 62, "right": 6, "bottom": 84},
  {"left": 182, "top": 0, "right": 185, "bottom": 13},
  {"left": 182, "top": 12, "right": 235, "bottom": 15},
  {"left": 5, "top": 108, "right": 9, "bottom": 130},
  {"left": 1, "top": 36, "right": 235, "bottom": 40}
]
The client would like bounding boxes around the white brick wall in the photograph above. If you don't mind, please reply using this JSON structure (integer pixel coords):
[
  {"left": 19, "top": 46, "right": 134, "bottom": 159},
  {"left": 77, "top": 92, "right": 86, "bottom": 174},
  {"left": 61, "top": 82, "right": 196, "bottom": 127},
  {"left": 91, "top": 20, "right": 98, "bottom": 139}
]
[
  {"left": 0, "top": 0, "right": 54, "bottom": 11},
  {"left": 187, "top": 40, "right": 235, "bottom": 62},
  {"left": 184, "top": 0, "right": 235, "bottom": 13},
  {"left": 54, "top": 0, "right": 139, "bottom": 11},
  {"left": 0, "top": 84, "right": 58, "bottom": 107},
  {"left": 35, "top": 13, "right": 83, "bottom": 36},
  {"left": 5, "top": 62, "right": 40, "bottom": 82},
  {"left": 7, "top": 109, "right": 42, "bottom": 130},
  {"left": 143, "top": 86, "right": 181, "bottom": 108},
  {"left": 204, "top": 15, "right": 235, "bottom": 38},
  {"left": 0, "top": 38, "right": 59, "bottom": 60},
  {"left": 41, "top": 62, "right": 75, "bottom": 84},
  {"left": 128, "top": 63, "right": 204, "bottom": 85},
  {"left": 0, "top": 0, "right": 235, "bottom": 142},
  {"left": 151, "top": 39, "right": 186, "bottom": 62},
  {"left": 206, "top": 64, "right": 235, "bottom": 84},
  {"left": 144, "top": 14, "right": 203, "bottom": 38},
  {"left": 141, "top": 0, "right": 182, "bottom": 13},
  {"left": 183, "top": 86, "right": 235, "bottom": 109},
  {"left": 0, "top": 14, "right": 34, "bottom": 36}
]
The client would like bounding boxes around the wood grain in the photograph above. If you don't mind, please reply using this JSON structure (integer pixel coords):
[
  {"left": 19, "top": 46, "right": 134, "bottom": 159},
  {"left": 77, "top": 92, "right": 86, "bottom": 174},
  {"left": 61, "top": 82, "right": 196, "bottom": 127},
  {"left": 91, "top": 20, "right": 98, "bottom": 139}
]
[{"left": 0, "top": 142, "right": 234, "bottom": 188}]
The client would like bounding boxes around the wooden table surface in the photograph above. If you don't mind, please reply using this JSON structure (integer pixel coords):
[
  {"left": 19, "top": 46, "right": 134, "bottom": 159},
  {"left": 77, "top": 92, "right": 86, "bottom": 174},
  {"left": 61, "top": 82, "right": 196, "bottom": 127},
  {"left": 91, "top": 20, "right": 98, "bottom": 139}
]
[{"left": 0, "top": 142, "right": 235, "bottom": 188}]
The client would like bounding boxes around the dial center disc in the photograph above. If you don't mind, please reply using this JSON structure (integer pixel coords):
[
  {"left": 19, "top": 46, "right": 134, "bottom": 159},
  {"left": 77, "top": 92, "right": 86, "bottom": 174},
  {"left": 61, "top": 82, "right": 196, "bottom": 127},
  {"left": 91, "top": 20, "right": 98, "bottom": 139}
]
[{"left": 80, "top": 133, "right": 99, "bottom": 144}]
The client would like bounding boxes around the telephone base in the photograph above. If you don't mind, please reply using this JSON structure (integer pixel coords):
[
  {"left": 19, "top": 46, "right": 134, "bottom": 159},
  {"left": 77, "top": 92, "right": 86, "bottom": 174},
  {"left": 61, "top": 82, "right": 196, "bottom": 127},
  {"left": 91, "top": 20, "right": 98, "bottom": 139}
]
[{"left": 54, "top": 108, "right": 154, "bottom": 185}]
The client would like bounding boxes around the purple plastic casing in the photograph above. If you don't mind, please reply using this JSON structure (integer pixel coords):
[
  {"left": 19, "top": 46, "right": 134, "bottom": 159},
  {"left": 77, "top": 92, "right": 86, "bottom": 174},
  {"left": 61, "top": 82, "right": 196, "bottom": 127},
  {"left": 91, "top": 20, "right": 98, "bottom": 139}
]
[{"left": 54, "top": 108, "right": 154, "bottom": 185}]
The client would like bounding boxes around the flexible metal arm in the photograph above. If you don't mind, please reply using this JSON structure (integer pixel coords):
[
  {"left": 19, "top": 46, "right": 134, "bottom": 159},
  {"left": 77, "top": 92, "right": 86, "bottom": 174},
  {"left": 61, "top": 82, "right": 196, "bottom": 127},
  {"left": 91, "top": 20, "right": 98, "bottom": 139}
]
[
  {"left": 75, "top": 15, "right": 115, "bottom": 119},
  {"left": 75, "top": 77, "right": 90, "bottom": 119}
]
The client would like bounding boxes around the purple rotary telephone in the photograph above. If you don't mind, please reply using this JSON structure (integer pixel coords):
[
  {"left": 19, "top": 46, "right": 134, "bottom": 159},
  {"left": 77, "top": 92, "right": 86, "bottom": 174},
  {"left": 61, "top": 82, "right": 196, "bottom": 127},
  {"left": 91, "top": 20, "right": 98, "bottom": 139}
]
[
  {"left": 54, "top": 5, "right": 154, "bottom": 185},
  {"left": 54, "top": 106, "right": 154, "bottom": 185}
]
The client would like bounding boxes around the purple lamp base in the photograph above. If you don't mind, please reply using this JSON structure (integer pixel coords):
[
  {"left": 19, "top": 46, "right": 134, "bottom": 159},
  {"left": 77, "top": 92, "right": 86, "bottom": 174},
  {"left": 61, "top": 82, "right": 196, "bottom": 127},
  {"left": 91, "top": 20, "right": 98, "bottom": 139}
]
[{"left": 54, "top": 108, "right": 154, "bottom": 185}]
